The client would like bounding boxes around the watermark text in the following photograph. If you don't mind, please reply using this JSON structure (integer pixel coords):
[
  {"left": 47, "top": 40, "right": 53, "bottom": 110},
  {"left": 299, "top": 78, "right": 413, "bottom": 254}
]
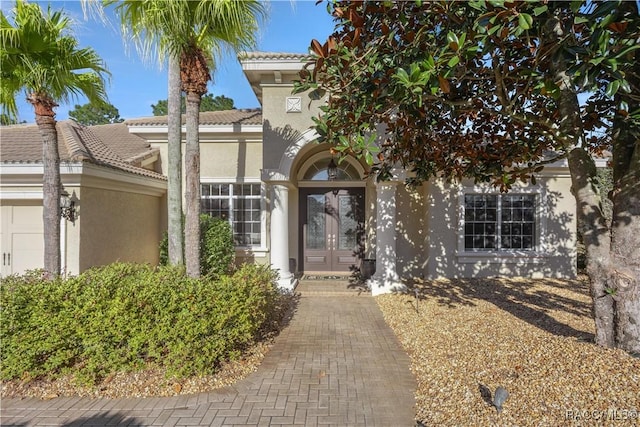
[{"left": 565, "top": 409, "right": 638, "bottom": 422}]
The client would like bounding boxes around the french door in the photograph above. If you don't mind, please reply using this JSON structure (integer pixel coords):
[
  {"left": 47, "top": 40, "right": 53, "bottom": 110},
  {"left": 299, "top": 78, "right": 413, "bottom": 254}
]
[{"left": 300, "top": 188, "right": 364, "bottom": 272}]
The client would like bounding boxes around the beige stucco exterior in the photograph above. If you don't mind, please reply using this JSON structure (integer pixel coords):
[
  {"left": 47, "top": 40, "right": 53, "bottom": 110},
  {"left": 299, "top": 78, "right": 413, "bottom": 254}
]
[
  {"left": 0, "top": 163, "right": 166, "bottom": 276},
  {"left": 1, "top": 52, "right": 583, "bottom": 288},
  {"left": 76, "top": 187, "right": 163, "bottom": 272},
  {"left": 423, "top": 170, "right": 577, "bottom": 279},
  {"left": 240, "top": 53, "right": 580, "bottom": 288}
]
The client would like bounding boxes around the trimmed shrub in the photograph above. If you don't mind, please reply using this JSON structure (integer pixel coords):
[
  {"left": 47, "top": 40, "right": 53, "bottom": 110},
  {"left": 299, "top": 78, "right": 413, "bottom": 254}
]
[
  {"left": 0, "top": 262, "right": 278, "bottom": 384},
  {"left": 200, "top": 215, "right": 235, "bottom": 278},
  {"left": 159, "top": 214, "right": 235, "bottom": 277}
]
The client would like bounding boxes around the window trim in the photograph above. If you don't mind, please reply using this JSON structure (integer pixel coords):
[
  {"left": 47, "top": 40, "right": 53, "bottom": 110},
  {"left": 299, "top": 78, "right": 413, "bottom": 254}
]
[
  {"left": 456, "top": 184, "right": 548, "bottom": 263},
  {"left": 200, "top": 178, "right": 267, "bottom": 253}
]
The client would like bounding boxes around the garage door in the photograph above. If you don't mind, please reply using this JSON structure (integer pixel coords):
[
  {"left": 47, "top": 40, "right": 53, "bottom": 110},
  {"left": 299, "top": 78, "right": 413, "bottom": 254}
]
[{"left": 0, "top": 205, "right": 44, "bottom": 276}]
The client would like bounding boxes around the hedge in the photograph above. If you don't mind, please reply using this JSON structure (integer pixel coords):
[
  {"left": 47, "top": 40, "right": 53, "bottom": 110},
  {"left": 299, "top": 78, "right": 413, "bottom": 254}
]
[{"left": 0, "top": 262, "right": 278, "bottom": 384}]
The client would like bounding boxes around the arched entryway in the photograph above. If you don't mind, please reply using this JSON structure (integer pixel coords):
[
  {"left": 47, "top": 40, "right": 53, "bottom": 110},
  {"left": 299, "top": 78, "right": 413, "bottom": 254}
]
[{"left": 297, "top": 153, "right": 366, "bottom": 274}]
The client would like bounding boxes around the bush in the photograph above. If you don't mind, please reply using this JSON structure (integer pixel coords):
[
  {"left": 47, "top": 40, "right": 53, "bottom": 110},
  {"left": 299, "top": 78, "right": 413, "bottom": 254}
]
[
  {"left": 0, "top": 262, "right": 278, "bottom": 384},
  {"left": 159, "top": 214, "right": 235, "bottom": 277},
  {"left": 200, "top": 215, "right": 235, "bottom": 277}
]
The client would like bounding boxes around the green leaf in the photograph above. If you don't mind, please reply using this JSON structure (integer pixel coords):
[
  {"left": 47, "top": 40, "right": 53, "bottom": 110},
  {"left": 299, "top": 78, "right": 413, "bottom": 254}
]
[
  {"left": 364, "top": 151, "right": 374, "bottom": 165},
  {"left": 619, "top": 80, "right": 631, "bottom": 93},
  {"left": 469, "top": 0, "right": 487, "bottom": 11},
  {"left": 518, "top": 13, "right": 533, "bottom": 30},
  {"left": 448, "top": 55, "right": 460, "bottom": 68},
  {"left": 605, "top": 80, "right": 621, "bottom": 97},
  {"left": 487, "top": 25, "right": 501, "bottom": 35},
  {"left": 533, "top": 5, "right": 548, "bottom": 16},
  {"left": 447, "top": 31, "right": 459, "bottom": 51},
  {"left": 459, "top": 32, "right": 466, "bottom": 46}
]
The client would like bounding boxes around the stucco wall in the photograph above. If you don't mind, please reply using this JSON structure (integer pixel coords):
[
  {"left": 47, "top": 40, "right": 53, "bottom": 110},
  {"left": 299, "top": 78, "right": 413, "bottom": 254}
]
[
  {"left": 152, "top": 139, "right": 262, "bottom": 182},
  {"left": 78, "top": 186, "right": 164, "bottom": 271},
  {"left": 395, "top": 183, "right": 429, "bottom": 277},
  {"left": 261, "top": 85, "right": 324, "bottom": 172},
  {"left": 423, "top": 173, "right": 576, "bottom": 279},
  {"left": 200, "top": 141, "right": 262, "bottom": 179}
]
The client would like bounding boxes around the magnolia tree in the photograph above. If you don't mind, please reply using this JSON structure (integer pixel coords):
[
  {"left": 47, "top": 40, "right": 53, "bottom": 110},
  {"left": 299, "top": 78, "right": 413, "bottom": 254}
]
[{"left": 295, "top": 0, "right": 639, "bottom": 352}]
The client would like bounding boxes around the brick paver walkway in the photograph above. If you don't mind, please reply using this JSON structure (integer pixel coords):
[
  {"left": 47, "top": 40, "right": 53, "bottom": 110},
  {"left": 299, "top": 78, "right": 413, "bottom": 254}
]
[{"left": 1, "top": 280, "right": 416, "bottom": 426}]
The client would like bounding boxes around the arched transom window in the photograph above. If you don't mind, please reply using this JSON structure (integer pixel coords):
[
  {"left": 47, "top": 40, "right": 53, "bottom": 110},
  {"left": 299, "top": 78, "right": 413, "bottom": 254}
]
[{"left": 301, "top": 157, "right": 362, "bottom": 181}]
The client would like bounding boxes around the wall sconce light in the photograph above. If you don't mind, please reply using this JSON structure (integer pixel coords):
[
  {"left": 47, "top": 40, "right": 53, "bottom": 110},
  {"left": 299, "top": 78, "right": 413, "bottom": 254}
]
[
  {"left": 327, "top": 157, "right": 338, "bottom": 181},
  {"left": 60, "top": 190, "right": 76, "bottom": 222}
]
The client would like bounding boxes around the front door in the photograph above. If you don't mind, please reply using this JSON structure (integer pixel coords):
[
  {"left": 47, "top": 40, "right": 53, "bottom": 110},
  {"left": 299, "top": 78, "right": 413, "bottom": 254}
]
[{"left": 300, "top": 188, "right": 365, "bottom": 273}]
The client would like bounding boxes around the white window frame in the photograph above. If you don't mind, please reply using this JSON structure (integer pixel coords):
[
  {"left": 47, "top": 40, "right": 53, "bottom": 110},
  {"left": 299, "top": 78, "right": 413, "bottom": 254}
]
[
  {"left": 456, "top": 184, "right": 548, "bottom": 264},
  {"left": 200, "top": 179, "right": 267, "bottom": 253}
]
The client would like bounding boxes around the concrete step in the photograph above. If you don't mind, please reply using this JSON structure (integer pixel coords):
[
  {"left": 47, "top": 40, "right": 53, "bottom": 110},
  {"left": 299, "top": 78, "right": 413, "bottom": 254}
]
[{"left": 296, "top": 279, "right": 371, "bottom": 296}]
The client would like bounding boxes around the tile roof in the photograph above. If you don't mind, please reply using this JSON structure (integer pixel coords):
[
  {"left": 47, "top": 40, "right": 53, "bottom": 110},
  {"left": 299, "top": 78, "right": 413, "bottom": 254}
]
[
  {"left": 124, "top": 108, "right": 262, "bottom": 127},
  {"left": 0, "top": 120, "right": 165, "bottom": 180}
]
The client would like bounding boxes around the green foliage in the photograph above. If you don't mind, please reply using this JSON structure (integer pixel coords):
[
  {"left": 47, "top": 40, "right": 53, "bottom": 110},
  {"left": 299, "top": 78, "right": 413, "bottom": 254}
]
[
  {"left": 0, "top": 262, "right": 279, "bottom": 384},
  {"left": 0, "top": 0, "right": 109, "bottom": 121},
  {"left": 151, "top": 93, "right": 235, "bottom": 116},
  {"left": 160, "top": 214, "right": 234, "bottom": 277},
  {"left": 200, "top": 214, "right": 235, "bottom": 277},
  {"left": 295, "top": 1, "right": 639, "bottom": 189},
  {"left": 0, "top": 113, "right": 25, "bottom": 125},
  {"left": 69, "top": 102, "right": 124, "bottom": 125}
]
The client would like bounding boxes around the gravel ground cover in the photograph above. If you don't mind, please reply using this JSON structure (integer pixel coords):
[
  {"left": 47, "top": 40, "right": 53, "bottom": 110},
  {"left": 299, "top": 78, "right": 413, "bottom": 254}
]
[{"left": 376, "top": 277, "right": 640, "bottom": 426}]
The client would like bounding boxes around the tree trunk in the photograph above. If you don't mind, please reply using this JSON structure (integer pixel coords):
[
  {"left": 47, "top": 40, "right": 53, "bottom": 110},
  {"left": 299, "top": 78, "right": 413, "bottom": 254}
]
[
  {"left": 568, "top": 148, "right": 616, "bottom": 347},
  {"left": 36, "top": 113, "right": 61, "bottom": 279},
  {"left": 184, "top": 90, "right": 201, "bottom": 278},
  {"left": 609, "top": 82, "right": 640, "bottom": 353},
  {"left": 545, "top": 10, "right": 618, "bottom": 347},
  {"left": 167, "top": 54, "right": 184, "bottom": 266}
]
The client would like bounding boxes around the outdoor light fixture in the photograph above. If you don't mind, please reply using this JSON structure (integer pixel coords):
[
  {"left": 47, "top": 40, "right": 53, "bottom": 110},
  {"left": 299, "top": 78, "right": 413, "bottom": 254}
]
[
  {"left": 60, "top": 190, "right": 76, "bottom": 222},
  {"left": 327, "top": 157, "right": 338, "bottom": 181}
]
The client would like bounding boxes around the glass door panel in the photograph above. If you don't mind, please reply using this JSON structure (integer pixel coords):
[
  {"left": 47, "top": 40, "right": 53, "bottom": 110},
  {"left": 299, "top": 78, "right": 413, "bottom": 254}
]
[
  {"left": 306, "top": 195, "right": 327, "bottom": 250},
  {"left": 337, "top": 195, "right": 358, "bottom": 251}
]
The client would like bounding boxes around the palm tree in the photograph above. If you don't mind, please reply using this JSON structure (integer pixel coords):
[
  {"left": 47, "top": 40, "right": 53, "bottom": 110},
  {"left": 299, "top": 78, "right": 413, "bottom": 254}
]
[
  {"left": 1, "top": 0, "right": 109, "bottom": 279},
  {"left": 99, "top": 0, "right": 186, "bottom": 268},
  {"left": 112, "top": 0, "right": 265, "bottom": 277}
]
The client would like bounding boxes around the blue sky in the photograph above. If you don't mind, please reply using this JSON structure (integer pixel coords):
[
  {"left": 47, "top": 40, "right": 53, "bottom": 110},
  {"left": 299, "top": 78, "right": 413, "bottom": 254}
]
[{"left": 8, "top": 0, "right": 336, "bottom": 123}]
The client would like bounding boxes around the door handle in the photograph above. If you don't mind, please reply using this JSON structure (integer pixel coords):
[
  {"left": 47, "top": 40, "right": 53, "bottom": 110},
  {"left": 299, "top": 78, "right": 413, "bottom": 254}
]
[
  {"left": 7, "top": 253, "right": 9, "bottom": 266},
  {"left": 3, "top": 253, "right": 5, "bottom": 266}
]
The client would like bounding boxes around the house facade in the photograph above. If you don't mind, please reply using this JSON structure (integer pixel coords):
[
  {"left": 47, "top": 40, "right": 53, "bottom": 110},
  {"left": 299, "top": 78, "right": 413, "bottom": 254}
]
[
  {"left": 0, "top": 52, "right": 579, "bottom": 294},
  {"left": 0, "top": 121, "right": 166, "bottom": 276}
]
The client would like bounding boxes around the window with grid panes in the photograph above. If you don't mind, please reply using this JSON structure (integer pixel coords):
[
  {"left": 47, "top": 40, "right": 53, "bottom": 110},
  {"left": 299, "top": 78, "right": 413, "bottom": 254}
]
[
  {"left": 464, "top": 194, "right": 536, "bottom": 251},
  {"left": 201, "top": 183, "right": 262, "bottom": 246}
]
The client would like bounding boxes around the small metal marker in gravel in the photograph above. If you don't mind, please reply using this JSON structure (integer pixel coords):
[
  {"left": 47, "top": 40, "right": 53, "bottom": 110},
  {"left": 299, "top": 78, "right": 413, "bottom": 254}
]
[{"left": 493, "top": 386, "right": 509, "bottom": 413}]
